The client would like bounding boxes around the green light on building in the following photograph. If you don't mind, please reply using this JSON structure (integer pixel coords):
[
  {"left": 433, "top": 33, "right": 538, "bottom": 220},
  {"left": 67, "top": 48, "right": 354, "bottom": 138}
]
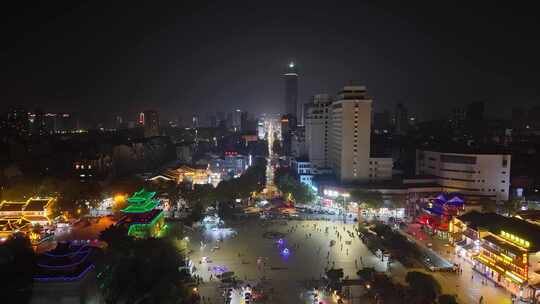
[{"left": 122, "top": 189, "right": 165, "bottom": 238}]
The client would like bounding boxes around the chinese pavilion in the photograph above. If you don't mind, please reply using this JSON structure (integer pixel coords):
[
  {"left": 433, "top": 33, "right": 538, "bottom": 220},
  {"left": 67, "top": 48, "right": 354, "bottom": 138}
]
[
  {"left": 417, "top": 193, "right": 465, "bottom": 239},
  {"left": 119, "top": 189, "right": 165, "bottom": 238}
]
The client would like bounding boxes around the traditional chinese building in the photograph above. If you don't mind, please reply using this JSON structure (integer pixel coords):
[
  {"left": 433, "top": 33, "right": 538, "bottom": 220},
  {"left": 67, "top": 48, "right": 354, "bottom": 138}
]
[
  {"left": 416, "top": 193, "right": 465, "bottom": 239},
  {"left": 0, "top": 197, "right": 53, "bottom": 224},
  {"left": 118, "top": 189, "right": 165, "bottom": 238},
  {"left": 0, "top": 197, "right": 53, "bottom": 241},
  {"left": 451, "top": 211, "right": 540, "bottom": 301},
  {"left": 34, "top": 242, "right": 96, "bottom": 282}
]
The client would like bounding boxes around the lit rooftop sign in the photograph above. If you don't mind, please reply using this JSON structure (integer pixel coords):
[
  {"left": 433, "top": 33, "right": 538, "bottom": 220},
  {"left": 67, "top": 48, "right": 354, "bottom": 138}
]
[{"left": 501, "top": 230, "right": 530, "bottom": 248}]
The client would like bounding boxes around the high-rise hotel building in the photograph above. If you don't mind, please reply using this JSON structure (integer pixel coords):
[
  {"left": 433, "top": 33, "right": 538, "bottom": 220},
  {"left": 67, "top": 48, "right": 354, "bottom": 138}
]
[{"left": 305, "top": 86, "right": 392, "bottom": 183}]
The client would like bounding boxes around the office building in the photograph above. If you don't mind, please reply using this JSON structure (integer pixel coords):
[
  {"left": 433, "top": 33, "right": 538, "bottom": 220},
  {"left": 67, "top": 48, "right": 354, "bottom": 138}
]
[
  {"left": 290, "top": 126, "right": 307, "bottom": 158},
  {"left": 257, "top": 120, "right": 265, "bottom": 140},
  {"left": 291, "top": 157, "right": 314, "bottom": 188},
  {"left": 305, "top": 94, "right": 332, "bottom": 170},
  {"left": 416, "top": 149, "right": 511, "bottom": 201},
  {"left": 140, "top": 110, "right": 159, "bottom": 137},
  {"left": 231, "top": 109, "right": 242, "bottom": 131},
  {"left": 284, "top": 62, "right": 299, "bottom": 122}
]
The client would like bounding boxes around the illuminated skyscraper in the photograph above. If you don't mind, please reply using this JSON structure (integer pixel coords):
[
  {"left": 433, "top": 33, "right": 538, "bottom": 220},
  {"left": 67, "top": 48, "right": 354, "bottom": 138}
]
[{"left": 284, "top": 61, "right": 299, "bottom": 123}]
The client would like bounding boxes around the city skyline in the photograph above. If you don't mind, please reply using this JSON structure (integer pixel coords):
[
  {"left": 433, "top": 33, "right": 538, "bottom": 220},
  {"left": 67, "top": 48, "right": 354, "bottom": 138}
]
[{"left": 2, "top": 2, "right": 540, "bottom": 123}]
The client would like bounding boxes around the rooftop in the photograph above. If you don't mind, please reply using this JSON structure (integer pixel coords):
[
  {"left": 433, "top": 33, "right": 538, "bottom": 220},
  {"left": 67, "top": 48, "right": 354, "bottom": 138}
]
[
  {"left": 418, "top": 144, "right": 511, "bottom": 155},
  {"left": 24, "top": 198, "right": 52, "bottom": 211},
  {"left": 126, "top": 189, "right": 156, "bottom": 203},
  {"left": 458, "top": 211, "right": 540, "bottom": 251},
  {"left": 0, "top": 202, "right": 26, "bottom": 212}
]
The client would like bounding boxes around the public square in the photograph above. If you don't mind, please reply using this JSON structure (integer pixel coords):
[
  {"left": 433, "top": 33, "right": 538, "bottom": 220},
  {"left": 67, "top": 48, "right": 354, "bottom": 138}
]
[
  {"left": 184, "top": 215, "right": 516, "bottom": 304},
  {"left": 186, "top": 217, "right": 378, "bottom": 303}
]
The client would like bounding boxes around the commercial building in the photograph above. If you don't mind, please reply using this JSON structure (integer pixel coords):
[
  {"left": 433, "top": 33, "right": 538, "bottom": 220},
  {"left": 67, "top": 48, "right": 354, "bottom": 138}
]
[
  {"left": 284, "top": 62, "right": 299, "bottom": 122},
  {"left": 0, "top": 197, "right": 53, "bottom": 225},
  {"left": 0, "top": 197, "right": 53, "bottom": 241},
  {"left": 416, "top": 193, "right": 465, "bottom": 239},
  {"left": 290, "top": 126, "right": 307, "bottom": 159},
  {"left": 305, "top": 94, "right": 332, "bottom": 171},
  {"left": 291, "top": 157, "right": 314, "bottom": 188},
  {"left": 451, "top": 211, "right": 540, "bottom": 301},
  {"left": 257, "top": 120, "right": 266, "bottom": 139},
  {"left": 148, "top": 164, "right": 216, "bottom": 187},
  {"left": 231, "top": 109, "right": 243, "bottom": 132},
  {"left": 416, "top": 149, "right": 511, "bottom": 201}
]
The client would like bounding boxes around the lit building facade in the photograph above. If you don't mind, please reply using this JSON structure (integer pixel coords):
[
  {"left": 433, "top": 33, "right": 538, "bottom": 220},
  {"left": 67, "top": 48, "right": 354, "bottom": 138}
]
[
  {"left": 329, "top": 86, "right": 392, "bottom": 182},
  {"left": 416, "top": 150, "right": 511, "bottom": 201},
  {"left": 284, "top": 62, "right": 299, "bottom": 122},
  {"left": 416, "top": 193, "right": 465, "bottom": 239},
  {"left": 119, "top": 189, "right": 165, "bottom": 238},
  {"left": 305, "top": 94, "right": 332, "bottom": 171},
  {"left": 452, "top": 212, "right": 540, "bottom": 301},
  {"left": 291, "top": 158, "right": 314, "bottom": 188},
  {"left": 0, "top": 198, "right": 53, "bottom": 225}
]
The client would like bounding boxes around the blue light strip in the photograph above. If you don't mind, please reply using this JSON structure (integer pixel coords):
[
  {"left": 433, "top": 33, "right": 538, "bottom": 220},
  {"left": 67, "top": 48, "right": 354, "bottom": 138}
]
[
  {"left": 44, "top": 244, "right": 89, "bottom": 257},
  {"left": 33, "top": 264, "right": 95, "bottom": 282},
  {"left": 38, "top": 249, "right": 91, "bottom": 269}
]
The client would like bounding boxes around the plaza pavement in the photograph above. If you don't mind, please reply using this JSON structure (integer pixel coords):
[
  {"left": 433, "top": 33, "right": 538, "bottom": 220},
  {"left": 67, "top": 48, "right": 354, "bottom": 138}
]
[{"left": 186, "top": 218, "right": 381, "bottom": 304}]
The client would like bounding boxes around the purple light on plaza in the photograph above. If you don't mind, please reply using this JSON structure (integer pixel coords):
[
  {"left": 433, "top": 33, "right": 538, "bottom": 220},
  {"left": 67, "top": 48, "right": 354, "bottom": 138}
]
[
  {"left": 211, "top": 265, "right": 229, "bottom": 274},
  {"left": 281, "top": 248, "right": 290, "bottom": 257},
  {"left": 277, "top": 238, "right": 284, "bottom": 246}
]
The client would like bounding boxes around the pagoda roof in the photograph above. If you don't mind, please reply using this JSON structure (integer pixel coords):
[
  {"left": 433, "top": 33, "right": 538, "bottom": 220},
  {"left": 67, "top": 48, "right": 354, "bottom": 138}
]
[
  {"left": 24, "top": 198, "right": 52, "bottom": 211},
  {"left": 126, "top": 189, "right": 156, "bottom": 204},
  {"left": 121, "top": 199, "right": 159, "bottom": 213},
  {"left": 0, "top": 202, "right": 26, "bottom": 212},
  {"left": 122, "top": 188, "right": 159, "bottom": 213}
]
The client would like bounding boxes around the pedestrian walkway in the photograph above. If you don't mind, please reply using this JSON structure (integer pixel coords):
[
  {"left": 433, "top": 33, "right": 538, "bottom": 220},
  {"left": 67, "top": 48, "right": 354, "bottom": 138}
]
[{"left": 403, "top": 223, "right": 513, "bottom": 304}]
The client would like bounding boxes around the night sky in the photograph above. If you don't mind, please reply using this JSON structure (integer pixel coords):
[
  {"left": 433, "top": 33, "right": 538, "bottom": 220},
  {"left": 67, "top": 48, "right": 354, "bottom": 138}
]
[{"left": 2, "top": 1, "right": 539, "bottom": 124}]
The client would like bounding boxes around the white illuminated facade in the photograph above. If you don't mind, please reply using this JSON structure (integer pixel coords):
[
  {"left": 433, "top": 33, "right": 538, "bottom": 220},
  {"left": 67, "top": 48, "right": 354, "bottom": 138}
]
[
  {"left": 416, "top": 150, "right": 511, "bottom": 201},
  {"left": 305, "top": 94, "right": 332, "bottom": 171},
  {"left": 329, "top": 86, "right": 392, "bottom": 182},
  {"left": 305, "top": 87, "right": 392, "bottom": 182}
]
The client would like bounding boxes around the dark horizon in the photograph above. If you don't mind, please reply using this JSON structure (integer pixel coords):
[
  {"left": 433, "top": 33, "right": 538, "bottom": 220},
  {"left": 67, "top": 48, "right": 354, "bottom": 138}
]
[{"left": 2, "top": 1, "right": 539, "bottom": 124}]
